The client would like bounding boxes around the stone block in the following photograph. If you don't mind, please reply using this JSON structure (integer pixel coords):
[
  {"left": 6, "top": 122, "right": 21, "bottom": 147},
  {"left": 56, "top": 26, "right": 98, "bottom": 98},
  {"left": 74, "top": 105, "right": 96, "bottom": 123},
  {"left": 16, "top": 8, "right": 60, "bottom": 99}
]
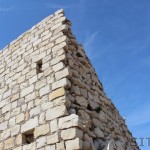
[
  {"left": 61, "top": 128, "right": 83, "bottom": 140},
  {"left": 47, "top": 132, "right": 59, "bottom": 144},
  {"left": 4, "top": 137, "right": 15, "bottom": 149},
  {"left": 21, "top": 85, "right": 34, "bottom": 97},
  {"left": 37, "top": 136, "right": 46, "bottom": 148},
  {"left": 59, "top": 114, "right": 82, "bottom": 129},
  {"left": 55, "top": 67, "right": 70, "bottom": 80},
  {"left": 46, "top": 105, "right": 68, "bottom": 121},
  {"left": 65, "top": 138, "right": 83, "bottom": 150},
  {"left": 49, "top": 87, "right": 65, "bottom": 101},
  {"left": 34, "top": 124, "right": 50, "bottom": 138},
  {"left": 52, "top": 62, "right": 65, "bottom": 72},
  {"left": 52, "top": 78, "right": 71, "bottom": 90},
  {"left": 21, "top": 117, "right": 39, "bottom": 133}
]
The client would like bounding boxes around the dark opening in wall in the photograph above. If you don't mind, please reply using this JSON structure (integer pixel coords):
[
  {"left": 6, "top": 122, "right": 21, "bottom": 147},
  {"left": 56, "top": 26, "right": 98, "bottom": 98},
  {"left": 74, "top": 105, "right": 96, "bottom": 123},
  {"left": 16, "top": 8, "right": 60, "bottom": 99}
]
[
  {"left": 36, "top": 59, "right": 43, "bottom": 74},
  {"left": 22, "top": 129, "right": 34, "bottom": 144}
]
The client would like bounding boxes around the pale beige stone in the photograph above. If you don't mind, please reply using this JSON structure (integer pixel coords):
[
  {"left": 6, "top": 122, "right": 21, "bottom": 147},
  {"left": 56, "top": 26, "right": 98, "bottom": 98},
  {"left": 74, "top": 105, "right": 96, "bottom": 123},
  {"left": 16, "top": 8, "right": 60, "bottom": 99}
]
[
  {"left": 0, "top": 121, "right": 8, "bottom": 131},
  {"left": 56, "top": 141, "right": 65, "bottom": 150},
  {"left": 16, "top": 113, "right": 25, "bottom": 123},
  {"left": 1, "top": 129, "right": 10, "bottom": 140},
  {"left": 4, "top": 137, "right": 15, "bottom": 149},
  {"left": 45, "top": 145, "right": 56, "bottom": 150},
  {"left": 52, "top": 78, "right": 71, "bottom": 90},
  {"left": 65, "top": 138, "right": 83, "bottom": 150},
  {"left": 10, "top": 93, "right": 20, "bottom": 102},
  {"left": 46, "top": 105, "right": 68, "bottom": 120},
  {"left": 61, "top": 128, "right": 83, "bottom": 140},
  {"left": 14, "top": 146, "right": 22, "bottom": 150},
  {"left": 21, "top": 117, "right": 39, "bottom": 133},
  {"left": 39, "top": 85, "right": 50, "bottom": 96},
  {"left": 34, "top": 124, "right": 50, "bottom": 138},
  {"left": 52, "top": 62, "right": 64, "bottom": 72},
  {"left": 0, "top": 143, "right": 4, "bottom": 150},
  {"left": 22, "top": 142, "right": 36, "bottom": 150},
  {"left": 55, "top": 67, "right": 70, "bottom": 80},
  {"left": 30, "top": 106, "right": 41, "bottom": 117},
  {"left": 37, "top": 136, "right": 46, "bottom": 148},
  {"left": 21, "top": 85, "right": 34, "bottom": 97},
  {"left": 49, "top": 87, "right": 65, "bottom": 101},
  {"left": 50, "top": 119, "right": 58, "bottom": 132},
  {"left": 47, "top": 132, "right": 59, "bottom": 144},
  {"left": 11, "top": 125, "right": 20, "bottom": 136},
  {"left": 16, "top": 134, "right": 26, "bottom": 146},
  {"left": 59, "top": 114, "right": 82, "bottom": 129}
]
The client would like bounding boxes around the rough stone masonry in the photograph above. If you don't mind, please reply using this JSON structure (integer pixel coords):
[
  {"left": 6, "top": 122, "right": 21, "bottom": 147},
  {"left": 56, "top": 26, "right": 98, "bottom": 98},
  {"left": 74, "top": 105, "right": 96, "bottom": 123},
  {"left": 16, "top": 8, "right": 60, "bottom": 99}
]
[{"left": 0, "top": 9, "right": 139, "bottom": 150}]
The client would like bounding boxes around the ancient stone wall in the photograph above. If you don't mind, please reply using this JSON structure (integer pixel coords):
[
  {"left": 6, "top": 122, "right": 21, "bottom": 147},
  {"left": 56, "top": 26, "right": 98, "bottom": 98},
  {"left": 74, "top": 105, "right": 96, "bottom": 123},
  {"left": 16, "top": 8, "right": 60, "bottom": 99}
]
[{"left": 0, "top": 9, "right": 139, "bottom": 150}]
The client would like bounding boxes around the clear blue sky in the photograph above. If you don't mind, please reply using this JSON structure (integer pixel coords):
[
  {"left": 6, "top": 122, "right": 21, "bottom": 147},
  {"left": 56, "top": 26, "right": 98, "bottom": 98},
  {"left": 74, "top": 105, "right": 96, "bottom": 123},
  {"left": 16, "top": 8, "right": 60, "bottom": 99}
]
[{"left": 0, "top": 0, "right": 150, "bottom": 149}]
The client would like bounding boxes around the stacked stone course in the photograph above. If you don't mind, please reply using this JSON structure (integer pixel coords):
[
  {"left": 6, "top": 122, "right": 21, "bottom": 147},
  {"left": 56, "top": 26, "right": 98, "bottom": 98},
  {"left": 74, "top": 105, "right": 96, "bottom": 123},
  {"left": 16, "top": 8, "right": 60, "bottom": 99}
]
[{"left": 0, "top": 9, "right": 139, "bottom": 150}]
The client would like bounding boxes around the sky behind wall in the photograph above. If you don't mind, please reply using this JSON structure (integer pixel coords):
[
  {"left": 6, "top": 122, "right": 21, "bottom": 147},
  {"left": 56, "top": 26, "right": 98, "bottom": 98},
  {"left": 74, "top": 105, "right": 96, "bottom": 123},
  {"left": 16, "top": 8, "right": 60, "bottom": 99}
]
[{"left": 0, "top": 0, "right": 150, "bottom": 149}]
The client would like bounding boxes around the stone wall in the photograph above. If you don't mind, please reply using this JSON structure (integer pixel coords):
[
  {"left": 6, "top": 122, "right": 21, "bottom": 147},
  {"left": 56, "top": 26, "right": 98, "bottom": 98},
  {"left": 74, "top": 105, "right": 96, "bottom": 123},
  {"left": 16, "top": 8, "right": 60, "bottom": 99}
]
[{"left": 0, "top": 9, "right": 139, "bottom": 150}]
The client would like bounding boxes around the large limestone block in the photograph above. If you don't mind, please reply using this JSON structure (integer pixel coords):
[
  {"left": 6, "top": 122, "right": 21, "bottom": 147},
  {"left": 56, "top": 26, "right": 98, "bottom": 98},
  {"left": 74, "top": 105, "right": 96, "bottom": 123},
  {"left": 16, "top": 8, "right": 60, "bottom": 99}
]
[
  {"left": 34, "top": 124, "right": 50, "bottom": 138},
  {"left": 61, "top": 127, "right": 83, "bottom": 140},
  {"left": 65, "top": 138, "right": 83, "bottom": 150},
  {"left": 49, "top": 87, "right": 65, "bottom": 101},
  {"left": 46, "top": 105, "right": 68, "bottom": 120},
  {"left": 59, "top": 114, "right": 82, "bottom": 129}
]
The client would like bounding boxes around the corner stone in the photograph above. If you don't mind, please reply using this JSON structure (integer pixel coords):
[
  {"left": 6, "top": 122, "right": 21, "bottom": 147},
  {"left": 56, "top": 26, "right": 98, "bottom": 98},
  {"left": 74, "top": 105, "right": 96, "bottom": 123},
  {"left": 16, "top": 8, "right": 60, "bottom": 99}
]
[
  {"left": 65, "top": 138, "right": 83, "bottom": 150},
  {"left": 49, "top": 87, "right": 65, "bottom": 101}
]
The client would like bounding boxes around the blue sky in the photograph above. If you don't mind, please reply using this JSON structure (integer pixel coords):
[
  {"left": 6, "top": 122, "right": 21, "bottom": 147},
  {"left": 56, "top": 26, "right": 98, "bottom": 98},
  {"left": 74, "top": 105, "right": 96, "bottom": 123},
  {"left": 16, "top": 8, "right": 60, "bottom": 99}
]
[{"left": 0, "top": 0, "right": 150, "bottom": 149}]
